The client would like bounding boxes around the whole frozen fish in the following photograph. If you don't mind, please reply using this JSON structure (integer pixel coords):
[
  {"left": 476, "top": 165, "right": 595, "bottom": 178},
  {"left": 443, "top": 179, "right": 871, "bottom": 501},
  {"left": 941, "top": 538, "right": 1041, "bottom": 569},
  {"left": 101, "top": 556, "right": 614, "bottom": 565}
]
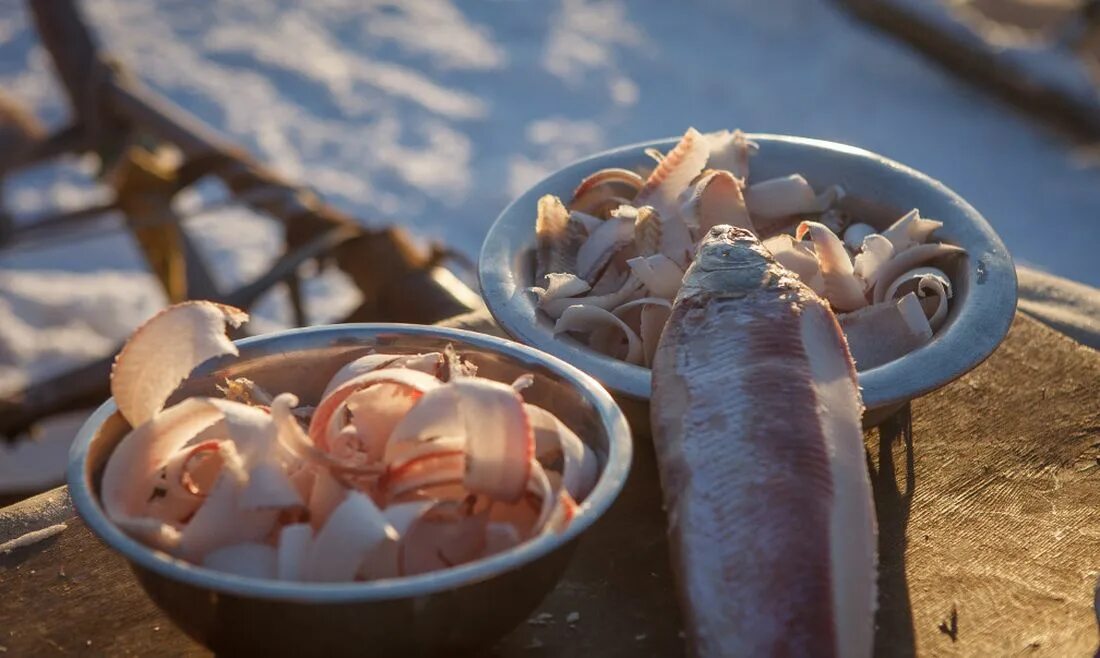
[{"left": 650, "top": 225, "right": 877, "bottom": 658}]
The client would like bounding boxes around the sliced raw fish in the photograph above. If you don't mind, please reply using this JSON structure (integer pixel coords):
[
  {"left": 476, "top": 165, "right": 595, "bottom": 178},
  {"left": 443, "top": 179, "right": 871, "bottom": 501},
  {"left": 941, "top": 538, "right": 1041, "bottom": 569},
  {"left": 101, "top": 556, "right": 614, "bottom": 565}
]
[
  {"left": 839, "top": 292, "right": 933, "bottom": 369},
  {"left": 881, "top": 267, "right": 953, "bottom": 330},
  {"left": 536, "top": 194, "right": 587, "bottom": 281},
  {"left": 797, "top": 221, "right": 868, "bottom": 311},
  {"left": 575, "top": 211, "right": 634, "bottom": 282},
  {"left": 705, "top": 129, "right": 757, "bottom": 179},
  {"left": 681, "top": 169, "right": 753, "bottom": 237},
  {"left": 111, "top": 301, "right": 248, "bottom": 428},
  {"left": 881, "top": 209, "right": 942, "bottom": 253}
]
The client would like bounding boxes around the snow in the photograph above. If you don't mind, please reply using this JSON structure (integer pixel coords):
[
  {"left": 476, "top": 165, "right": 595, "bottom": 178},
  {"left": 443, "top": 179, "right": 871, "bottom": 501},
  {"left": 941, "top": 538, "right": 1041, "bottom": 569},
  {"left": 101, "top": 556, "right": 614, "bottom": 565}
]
[{"left": 1, "top": 0, "right": 1099, "bottom": 489}]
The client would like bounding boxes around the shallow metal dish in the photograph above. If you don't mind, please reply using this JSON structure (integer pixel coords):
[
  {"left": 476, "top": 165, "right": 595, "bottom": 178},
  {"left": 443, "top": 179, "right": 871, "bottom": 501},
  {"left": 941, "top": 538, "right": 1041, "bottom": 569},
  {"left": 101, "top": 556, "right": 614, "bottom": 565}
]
[
  {"left": 479, "top": 134, "right": 1018, "bottom": 426},
  {"left": 67, "top": 324, "right": 632, "bottom": 657}
]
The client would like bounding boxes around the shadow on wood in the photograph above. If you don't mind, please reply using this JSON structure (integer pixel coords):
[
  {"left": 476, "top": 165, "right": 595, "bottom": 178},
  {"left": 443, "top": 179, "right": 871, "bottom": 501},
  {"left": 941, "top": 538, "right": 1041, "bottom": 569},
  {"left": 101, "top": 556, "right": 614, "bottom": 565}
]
[{"left": 869, "top": 404, "right": 917, "bottom": 657}]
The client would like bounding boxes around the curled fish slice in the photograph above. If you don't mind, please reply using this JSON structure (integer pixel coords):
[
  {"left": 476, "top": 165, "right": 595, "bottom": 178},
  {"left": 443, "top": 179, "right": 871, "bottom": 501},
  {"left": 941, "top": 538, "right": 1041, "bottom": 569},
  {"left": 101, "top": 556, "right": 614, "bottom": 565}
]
[
  {"left": 536, "top": 194, "right": 587, "bottom": 281},
  {"left": 203, "top": 542, "right": 277, "bottom": 579},
  {"left": 651, "top": 225, "right": 875, "bottom": 658},
  {"left": 633, "top": 205, "right": 661, "bottom": 257},
  {"left": 570, "top": 168, "right": 644, "bottom": 216},
  {"left": 526, "top": 403, "right": 599, "bottom": 501},
  {"left": 632, "top": 205, "right": 694, "bottom": 268},
  {"left": 111, "top": 301, "right": 248, "bottom": 428},
  {"left": 705, "top": 129, "right": 757, "bottom": 180},
  {"left": 634, "top": 127, "right": 709, "bottom": 222},
  {"left": 276, "top": 523, "right": 313, "bottom": 581},
  {"left": 852, "top": 233, "right": 895, "bottom": 290},
  {"left": 177, "top": 471, "right": 278, "bottom": 562},
  {"left": 384, "top": 379, "right": 533, "bottom": 502},
  {"left": 358, "top": 501, "right": 436, "bottom": 580},
  {"left": 762, "top": 234, "right": 825, "bottom": 296},
  {"left": 308, "top": 368, "right": 440, "bottom": 452},
  {"left": 537, "top": 274, "right": 644, "bottom": 319},
  {"left": 322, "top": 352, "right": 443, "bottom": 400},
  {"left": 639, "top": 303, "right": 671, "bottom": 367},
  {"left": 306, "top": 491, "right": 397, "bottom": 582},
  {"left": 588, "top": 263, "right": 628, "bottom": 296},
  {"left": 818, "top": 208, "right": 851, "bottom": 236},
  {"left": 452, "top": 379, "right": 534, "bottom": 503},
  {"left": 626, "top": 254, "right": 684, "bottom": 299},
  {"left": 554, "top": 304, "right": 644, "bottom": 365},
  {"left": 611, "top": 296, "right": 672, "bottom": 316},
  {"left": 839, "top": 292, "right": 933, "bottom": 369},
  {"left": 384, "top": 384, "right": 464, "bottom": 460},
  {"left": 570, "top": 210, "right": 604, "bottom": 233},
  {"left": 101, "top": 398, "right": 269, "bottom": 535},
  {"left": 399, "top": 497, "right": 490, "bottom": 576},
  {"left": 575, "top": 211, "right": 634, "bottom": 282},
  {"left": 342, "top": 382, "right": 425, "bottom": 464},
  {"left": 871, "top": 243, "right": 965, "bottom": 304},
  {"left": 843, "top": 223, "right": 877, "bottom": 252},
  {"left": 797, "top": 221, "right": 868, "bottom": 311},
  {"left": 272, "top": 393, "right": 380, "bottom": 478},
  {"left": 744, "top": 175, "right": 840, "bottom": 222},
  {"left": 239, "top": 460, "right": 303, "bottom": 512},
  {"left": 306, "top": 467, "right": 349, "bottom": 530},
  {"left": 682, "top": 169, "right": 753, "bottom": 237},
  {"left": 882, "top": 267, "right": 953, "bottom": 330},
  {"left": 613, "top": 297, "right": 674, "bottom": 367},
  {"left": 881, "top": 209, "right": 943, "bottom": 253},
  {"left": 381, "top": 451, "right": 466, "bottom": 501}
]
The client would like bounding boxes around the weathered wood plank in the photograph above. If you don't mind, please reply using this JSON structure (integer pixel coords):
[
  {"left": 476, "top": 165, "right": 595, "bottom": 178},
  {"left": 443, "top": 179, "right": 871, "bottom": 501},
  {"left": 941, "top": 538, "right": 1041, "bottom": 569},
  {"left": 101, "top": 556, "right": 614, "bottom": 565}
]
[{"left": 1, "top": 314, "right": 1098, "bottom": 656}]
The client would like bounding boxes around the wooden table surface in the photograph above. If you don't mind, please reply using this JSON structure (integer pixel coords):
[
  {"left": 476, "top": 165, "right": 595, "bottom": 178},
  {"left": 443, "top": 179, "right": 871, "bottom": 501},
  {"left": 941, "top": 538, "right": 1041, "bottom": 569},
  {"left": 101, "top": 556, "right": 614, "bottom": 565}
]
[{"left": 2, "top": 314, "right": 1098, "bottom": 657}]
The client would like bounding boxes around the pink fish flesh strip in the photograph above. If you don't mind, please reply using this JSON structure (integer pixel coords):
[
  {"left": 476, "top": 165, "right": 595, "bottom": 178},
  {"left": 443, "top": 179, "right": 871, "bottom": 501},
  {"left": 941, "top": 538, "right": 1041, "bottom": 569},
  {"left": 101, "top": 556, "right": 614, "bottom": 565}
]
[
  {"left": 110, "top": 301, "right": 248, "bottom": 428},
  {"left": 536, "top": 194, "right": 587, "bottom": 281},
  {"left": 883, "top": 267, "right": 952, "bottom": 330},
  {"left": 762, "top": 234, "right": 825, "bottom": 296},
  {"left": 100, "top": 301, "right": 590, "bottom": 583},
  {"left": 797, "top": 221, "right": 869, "bottom": 311},
  {"left": 321, "top": 352, "right": 443, "bottom": 400},
  {"left": 569, "top": 167, "right": 643, "bottom": 217},
  {"left": 682, "top": 169, "right": 754, "bottom": 237},
  {"left": 704, "top": 129, "right": 757, "bottom": 180},
  {"left": 554, "top": 304, "right": 644, "bottom": 364},
  {"left": 881, "top": 209, "right": 943, "bottom": 253},
  {"left": 871, "top": 243, "right": 965, "bottom": 304},
  {"left": 744, "top": 175, "right": 838, "bottom": 221},
  {"left": 650, "top": 225, "right": 876, "bottom": 658},
  {"left": 634, "top": 127, "right": 709, "bottom": 223}
]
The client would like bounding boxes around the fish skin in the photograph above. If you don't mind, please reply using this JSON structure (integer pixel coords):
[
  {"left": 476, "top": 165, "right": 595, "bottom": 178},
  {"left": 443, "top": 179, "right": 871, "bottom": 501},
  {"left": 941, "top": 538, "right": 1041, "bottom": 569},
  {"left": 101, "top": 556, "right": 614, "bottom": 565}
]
[{"left": 650, "top": 225, "right": 876, "bottom": 658}]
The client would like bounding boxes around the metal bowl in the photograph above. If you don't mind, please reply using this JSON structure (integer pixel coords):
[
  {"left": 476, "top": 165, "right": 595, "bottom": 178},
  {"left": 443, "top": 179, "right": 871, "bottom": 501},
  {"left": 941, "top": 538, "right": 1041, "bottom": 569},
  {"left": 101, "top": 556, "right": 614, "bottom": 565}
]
[
  {"left": 67, "top": 324, "right": 632, "bottom": 657},
  {"left": 480, "top": 134, "right": 1018, "bottom": 427}
]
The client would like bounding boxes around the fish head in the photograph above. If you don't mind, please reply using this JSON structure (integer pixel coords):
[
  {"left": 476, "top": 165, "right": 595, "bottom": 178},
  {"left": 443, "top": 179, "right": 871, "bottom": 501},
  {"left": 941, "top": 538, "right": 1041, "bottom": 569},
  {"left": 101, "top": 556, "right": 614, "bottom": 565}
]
[{"left": 678, "top": 225, "right": 781, "bottom": 299}]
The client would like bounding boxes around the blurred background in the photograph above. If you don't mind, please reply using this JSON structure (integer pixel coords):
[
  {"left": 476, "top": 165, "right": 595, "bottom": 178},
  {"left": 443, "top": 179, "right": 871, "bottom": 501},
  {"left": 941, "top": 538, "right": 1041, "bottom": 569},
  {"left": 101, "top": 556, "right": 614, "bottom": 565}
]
[{"left": 1, "top": 0, "right": 1098, "bottom": 496}]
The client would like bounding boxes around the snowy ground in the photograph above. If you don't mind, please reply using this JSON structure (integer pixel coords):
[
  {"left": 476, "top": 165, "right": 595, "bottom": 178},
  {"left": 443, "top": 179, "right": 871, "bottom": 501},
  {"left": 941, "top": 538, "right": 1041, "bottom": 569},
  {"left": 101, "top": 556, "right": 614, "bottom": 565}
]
[{"left": 1, "top": 0, "right": 1098, "bottom": 489}]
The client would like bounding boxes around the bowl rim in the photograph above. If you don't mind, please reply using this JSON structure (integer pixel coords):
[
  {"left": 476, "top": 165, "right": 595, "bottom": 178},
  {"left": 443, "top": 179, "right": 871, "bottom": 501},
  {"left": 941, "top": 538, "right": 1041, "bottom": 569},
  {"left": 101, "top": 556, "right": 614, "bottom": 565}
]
[
  {"left": 478, "top": 133, "right": 1018, "bottom": 410},
  {"left": 66, "top": 323, "right": 633, "bottom": 603}
]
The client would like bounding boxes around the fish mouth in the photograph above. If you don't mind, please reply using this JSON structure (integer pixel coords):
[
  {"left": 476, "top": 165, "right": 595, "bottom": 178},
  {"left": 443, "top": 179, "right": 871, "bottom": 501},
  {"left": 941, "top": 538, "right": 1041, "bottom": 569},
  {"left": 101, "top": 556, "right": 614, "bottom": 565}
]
[
  {"left": 702, "top": 225, "right": 758, "bottom": 245},
  {"left": 693, "top": 225, "right": 774, "bottom": 273}
]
